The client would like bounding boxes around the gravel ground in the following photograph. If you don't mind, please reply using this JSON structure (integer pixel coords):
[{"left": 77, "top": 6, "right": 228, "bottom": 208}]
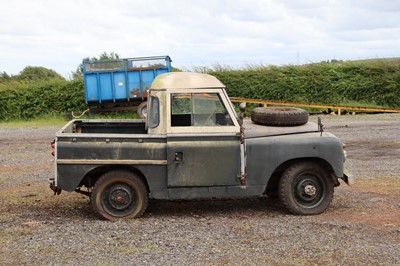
[{"left": 1, "top": 114, "right": 400, "bottom": 265}]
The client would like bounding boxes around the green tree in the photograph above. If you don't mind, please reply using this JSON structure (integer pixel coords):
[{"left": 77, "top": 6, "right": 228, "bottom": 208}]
[
  {"left": 0, "top": 71, "right": 11, "bottom": 83},
  {"left": 97, "top": 51, "right": 120, "bottom": 60},
  {"left": 16, "top": 66, "right": 64, "bottom": 81},
  {"left": 71, "top": 51, "right": 121, "bottom": 80}
]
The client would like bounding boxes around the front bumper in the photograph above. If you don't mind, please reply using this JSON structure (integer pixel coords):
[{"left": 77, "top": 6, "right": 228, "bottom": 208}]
[{"left": 341, "top": 168, "right": 355, "bottom": 185}]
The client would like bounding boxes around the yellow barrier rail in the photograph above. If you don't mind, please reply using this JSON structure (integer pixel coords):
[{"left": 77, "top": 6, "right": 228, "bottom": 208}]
[{"left": 230, "top": 97, "right": 400, "bottom": 115}]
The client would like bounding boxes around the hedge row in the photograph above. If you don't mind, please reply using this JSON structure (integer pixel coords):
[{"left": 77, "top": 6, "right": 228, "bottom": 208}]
[
  {"left": 209, "top": 59, "right": 400, "bottom": 108},
  {"left": 0, "top": 59, "right": 399, "bottom": 120},
  {"left": 0, "top": 79, "right": 86, "bottom": 121}
]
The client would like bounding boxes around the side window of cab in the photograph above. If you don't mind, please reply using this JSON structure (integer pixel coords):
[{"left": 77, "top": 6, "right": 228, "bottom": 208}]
[
  {"left": 171, "top": 93, "right": 233, "bottom": 127},
  {"left": 148, "top": 96, "right": 160, "bottom": 128}
]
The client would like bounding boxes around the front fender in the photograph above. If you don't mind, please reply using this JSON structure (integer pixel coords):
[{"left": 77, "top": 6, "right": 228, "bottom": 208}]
[{"left": 245, "top": 132, "right": 345, "bottom": 185}]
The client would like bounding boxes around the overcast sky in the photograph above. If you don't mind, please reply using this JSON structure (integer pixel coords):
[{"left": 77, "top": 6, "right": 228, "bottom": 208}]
[{"left": 1, "top": 0, "right": 399, "bottom": 77}]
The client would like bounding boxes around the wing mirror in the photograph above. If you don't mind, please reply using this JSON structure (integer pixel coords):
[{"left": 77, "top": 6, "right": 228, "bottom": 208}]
[{"left": 239, "top": 102, "right": 247, "bottom": 125}]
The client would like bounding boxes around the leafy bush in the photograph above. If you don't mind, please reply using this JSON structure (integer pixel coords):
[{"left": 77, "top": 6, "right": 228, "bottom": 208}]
[
  {"left": 208, "top": 59, "right": 400, "bottom": 108},
  {"left": 15, "top": 66, "right": 65, "bottom": 81},
  {"left": 0, "top": 79, "right": 85, "bottom": 121}
]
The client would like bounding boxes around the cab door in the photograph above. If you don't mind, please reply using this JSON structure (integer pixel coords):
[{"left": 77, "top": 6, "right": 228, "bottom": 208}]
[
  {"left": 167, "top": 134, "right": 240, "bottom": 187},
  {"left": 166, "top": 91, "right": 241, "bottom": 187}
]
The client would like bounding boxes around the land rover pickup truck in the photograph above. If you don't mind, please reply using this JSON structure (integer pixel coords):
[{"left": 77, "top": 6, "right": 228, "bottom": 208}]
[{"left": 50, "top": 72, "right": 353, "bottom": 220}]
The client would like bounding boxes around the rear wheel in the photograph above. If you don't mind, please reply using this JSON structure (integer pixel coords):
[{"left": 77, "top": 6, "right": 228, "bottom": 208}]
[
  {"left": 91, "top": 170, "right": 149, "bottom": 220},
  {"left": 137, "top": 102, "right": 148, "bottom": 119},
  {"left": 279, "top": 162, "right": 334, "bottom": 215}
]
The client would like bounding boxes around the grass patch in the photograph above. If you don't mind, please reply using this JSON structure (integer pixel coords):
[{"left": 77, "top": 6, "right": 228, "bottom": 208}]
[{"left": 0, "top": 114, "right": 67, "bottom": 127}]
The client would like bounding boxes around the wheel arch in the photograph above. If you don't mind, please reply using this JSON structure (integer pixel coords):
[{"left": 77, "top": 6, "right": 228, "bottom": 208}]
[
  {"left": 265, "top": 157, "right": 338, "bottom": 193},
  {"left": 79, "top": 165, "right": 150, "bottom": 191}
]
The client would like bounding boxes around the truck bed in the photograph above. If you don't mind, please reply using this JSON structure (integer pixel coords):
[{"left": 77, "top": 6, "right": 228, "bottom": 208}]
[{"left": 59, "top": 119, "right": 147, "bottom": 134}]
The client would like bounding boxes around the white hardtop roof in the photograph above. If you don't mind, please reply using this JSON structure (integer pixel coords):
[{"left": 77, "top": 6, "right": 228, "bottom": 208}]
[{"left": 150, "top": 72, "right": 225, "bottom": 90}]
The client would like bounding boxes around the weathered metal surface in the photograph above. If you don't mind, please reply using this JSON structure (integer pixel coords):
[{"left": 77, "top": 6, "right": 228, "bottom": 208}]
[
  {"left": 130, "top": 88, "right": 148, "bottom": 100},
  {"left": 56, "top": 139, "right": 167, "bottom": 161},
  {"left": 151, "top": 185, "right": 266, "bottom": 200},
  {"left": 167, "top": 135, "right": 240, "bottom": 187},
  {"left": 151, "top": 72, "right": 225, "bottom": 90},
  {"left": 57, "top": 159, "right": 167, "bottom": 165},
  {"left": 243, "top": 120, "right": 318, "bottom": 138},
  {"left": 245, "top": 132, "right": 345, "bottom": 185}
]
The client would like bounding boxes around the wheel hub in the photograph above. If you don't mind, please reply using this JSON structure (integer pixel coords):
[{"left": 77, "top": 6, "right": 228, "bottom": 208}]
[
  {"left": 294, "top": 174, "right": 323, "bottom": 207},
  {"left": 304, "top": 185, "right": 317, "bottom": 196},
  {"left": 108, "top": 186, "right": 133, "bottom": 210}
]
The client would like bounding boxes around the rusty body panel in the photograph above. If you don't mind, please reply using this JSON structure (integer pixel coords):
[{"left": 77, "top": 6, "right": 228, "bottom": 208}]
[{"left": 130, "top": 88, "right": 149, "bottom": 100}]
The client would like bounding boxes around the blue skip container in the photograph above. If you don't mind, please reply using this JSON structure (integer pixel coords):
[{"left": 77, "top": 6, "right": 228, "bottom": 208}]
[{"left": 83, "top": 55, "right": 172, "bottom": 104}]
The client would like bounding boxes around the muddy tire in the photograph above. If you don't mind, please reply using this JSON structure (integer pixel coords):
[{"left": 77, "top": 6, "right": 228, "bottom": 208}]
[
  {"left": 278, "top": 162, "right": 334, "bottom": 215},
  {"left": 251, "top": 107, "right": 308, "bottom": 126},
  {"left": 91, "top": 170, "right": 149, "bottom": 220},
  {"left": 137, "top": 101, "right": 148, "bottom": 119}
]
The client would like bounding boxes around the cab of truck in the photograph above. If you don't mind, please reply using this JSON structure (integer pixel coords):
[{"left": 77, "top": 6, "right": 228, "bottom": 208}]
[
  {"left": 146, "top": 72, "right": 241, "bottom": 135},
  {"left": 145, "top": 72, "right": 246, "bottom": 188}
]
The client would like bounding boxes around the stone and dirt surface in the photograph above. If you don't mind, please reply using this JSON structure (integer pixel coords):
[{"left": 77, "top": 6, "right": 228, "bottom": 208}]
[{"left": 0, "top": 114, "right": 399, "bottom": 265}]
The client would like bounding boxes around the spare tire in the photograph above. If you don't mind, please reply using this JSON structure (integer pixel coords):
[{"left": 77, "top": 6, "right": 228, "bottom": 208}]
[{"left": 251, "top": 107, "right": 308, "bottom": 126}]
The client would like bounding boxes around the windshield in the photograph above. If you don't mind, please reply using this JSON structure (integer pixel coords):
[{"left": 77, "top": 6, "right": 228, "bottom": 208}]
[{"left": 171, "top": 93, "right": 234, "bottom": 127}]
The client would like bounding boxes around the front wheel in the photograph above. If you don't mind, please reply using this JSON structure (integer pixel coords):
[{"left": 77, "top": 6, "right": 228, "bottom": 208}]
[
  {"left": 279, "top": 162, "right": 334, "bottom": 215},
  {"left": 91, "top": 170, "right": 149, "bottom": 220}
]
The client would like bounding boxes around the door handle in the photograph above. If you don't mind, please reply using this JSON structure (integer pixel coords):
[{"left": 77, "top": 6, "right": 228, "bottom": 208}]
[{"left": 174, "top": 152, "right": 183, "bottom": 163}]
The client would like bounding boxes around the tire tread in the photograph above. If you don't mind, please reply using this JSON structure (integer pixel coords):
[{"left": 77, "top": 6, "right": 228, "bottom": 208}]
[{"left": 91, "top": 170, "right": 149, "bottom": 220}]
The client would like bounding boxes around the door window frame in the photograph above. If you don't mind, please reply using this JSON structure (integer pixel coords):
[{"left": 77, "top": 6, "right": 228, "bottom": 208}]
[{"left": 166, "top": 89, "right": 240, "bottom": 134}]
